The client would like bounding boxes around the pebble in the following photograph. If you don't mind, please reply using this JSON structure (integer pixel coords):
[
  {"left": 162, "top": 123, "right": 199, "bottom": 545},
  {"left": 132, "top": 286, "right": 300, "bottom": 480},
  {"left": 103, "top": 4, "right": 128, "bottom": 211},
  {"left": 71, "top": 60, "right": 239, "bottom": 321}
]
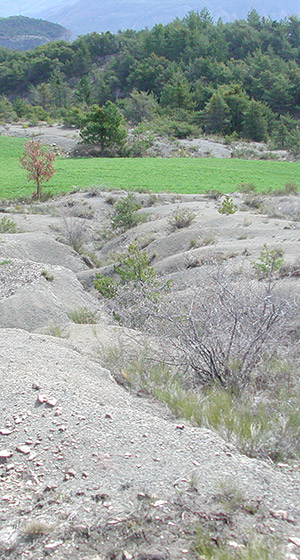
[
  {"left": 0, "top": 449, "right": 13, "bottom": 461},
  {"left": 47, "top": 397, "right": 57, "bottom": 407},
  {"left": 289, "top": 537, "right": 300, "bottom": 547},
  {"left": 44, "top": 540, "right": 63, "bottom": 551},
  {"left": 16, "top": 445, "right": 31, "bottom": 455},
  {"left": 0, "top": 428, "right": 14, "bottom": 435}
]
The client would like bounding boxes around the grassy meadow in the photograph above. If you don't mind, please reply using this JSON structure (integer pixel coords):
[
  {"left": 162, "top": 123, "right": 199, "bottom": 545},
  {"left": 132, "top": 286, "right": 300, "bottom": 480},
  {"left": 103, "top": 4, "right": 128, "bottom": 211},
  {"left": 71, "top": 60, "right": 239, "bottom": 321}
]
[{"left": 0, "top": 136, "right": 299, "bottom": 198}]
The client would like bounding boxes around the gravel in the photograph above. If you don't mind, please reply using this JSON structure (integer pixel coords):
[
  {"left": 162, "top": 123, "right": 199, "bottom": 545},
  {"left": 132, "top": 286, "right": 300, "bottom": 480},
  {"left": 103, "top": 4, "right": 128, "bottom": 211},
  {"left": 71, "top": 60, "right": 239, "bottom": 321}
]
[{"left": 0, "top": 259, "right": 43, "bottom": 299}]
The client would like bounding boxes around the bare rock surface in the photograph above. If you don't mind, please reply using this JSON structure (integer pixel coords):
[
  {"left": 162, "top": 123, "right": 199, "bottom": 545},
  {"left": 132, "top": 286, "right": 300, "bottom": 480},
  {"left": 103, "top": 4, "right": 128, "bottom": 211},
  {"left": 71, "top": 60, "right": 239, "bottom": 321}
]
[
  {"left": 0, "top": 232, "right": 88, "bottom": 272},
  {"left": 0, "top": 263, "right": 99, "bottom": 330}
]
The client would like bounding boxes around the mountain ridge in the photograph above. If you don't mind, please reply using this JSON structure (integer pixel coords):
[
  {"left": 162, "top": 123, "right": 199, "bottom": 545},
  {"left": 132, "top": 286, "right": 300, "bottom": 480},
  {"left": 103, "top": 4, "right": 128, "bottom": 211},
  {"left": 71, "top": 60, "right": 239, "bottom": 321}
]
[
  {"left": 0, "top": 15, "right": 71, "bottom": 50},
  {"left": 1, "top": 0, "right": 300, "bottom": 37}
]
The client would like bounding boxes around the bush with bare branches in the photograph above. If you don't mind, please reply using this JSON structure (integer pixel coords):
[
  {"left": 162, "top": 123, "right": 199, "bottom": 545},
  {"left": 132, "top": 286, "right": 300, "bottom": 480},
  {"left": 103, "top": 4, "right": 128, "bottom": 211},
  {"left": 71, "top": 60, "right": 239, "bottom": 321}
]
[
  {"left": 108, "top": 269, "right": 298, "bottom": 391},
  {"left": 61, "top": 214, "right": 87, "bottom": 253}
]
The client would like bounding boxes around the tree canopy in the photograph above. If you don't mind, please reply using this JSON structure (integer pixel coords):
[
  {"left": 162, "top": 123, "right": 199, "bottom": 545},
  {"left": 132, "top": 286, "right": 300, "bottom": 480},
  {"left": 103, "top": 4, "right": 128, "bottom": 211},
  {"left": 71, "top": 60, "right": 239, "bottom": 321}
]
[{"left": 0, "top": 10, "right": 299, "bottom": 147}]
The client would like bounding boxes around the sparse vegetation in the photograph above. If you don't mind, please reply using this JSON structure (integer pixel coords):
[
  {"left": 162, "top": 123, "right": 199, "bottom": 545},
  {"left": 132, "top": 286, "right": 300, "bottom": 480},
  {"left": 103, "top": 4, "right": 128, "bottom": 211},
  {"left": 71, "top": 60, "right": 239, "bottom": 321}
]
[
  {"left": 114, "top": 243, "right": 155, "bottom": 284},
  {"left": 41, "top": 269, "right": 54, "bottom": 282},
  {"left": 218, "top": 195, "right": 237, "bottom": 215},
  {"left": 0, "top": 216, "right": 17, "bottom": 233},
  {"left": 253, "top": 244, "right": 284, "bottom": 286},
  {"left": 22, "top": 520, "right": 52, "bottom": 538},
  {"left": 194, "top": 529, "right": 283, "bottom": 560},
  {"left": 110, "top": 193, "right": 142, "bottom": 231},
  {"left": 61, "top": 214, "right": 87, "bottom": 253},
  {"left": 47, "top": 325, "right": 68, "bottom": 338},
  {"left": 67, "top": 307, "right": 97, "bottom": 324},
  {"left": 94, "top": 243, "right": 156, "bottom": 299},
  {"left": 168, "top": 206, "right": 196, "bottom": 229}
]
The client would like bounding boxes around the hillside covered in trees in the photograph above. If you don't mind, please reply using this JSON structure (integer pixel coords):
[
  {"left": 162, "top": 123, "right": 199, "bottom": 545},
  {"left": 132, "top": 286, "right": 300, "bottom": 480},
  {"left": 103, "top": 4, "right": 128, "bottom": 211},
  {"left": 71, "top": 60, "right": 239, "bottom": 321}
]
[
  {"left": 0, "top": 16, "right": 71, "bottom": 51},
  {"left": 0, "top": 9, "right": 299, "bottom": 151}
]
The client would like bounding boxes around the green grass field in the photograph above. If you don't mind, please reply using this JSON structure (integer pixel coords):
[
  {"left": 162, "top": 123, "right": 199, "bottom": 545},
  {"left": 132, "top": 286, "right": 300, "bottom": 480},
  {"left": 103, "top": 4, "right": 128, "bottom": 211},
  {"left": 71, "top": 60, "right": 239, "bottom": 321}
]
[{"left": 0, "top": 136, "right": 299, "bottom": 199}]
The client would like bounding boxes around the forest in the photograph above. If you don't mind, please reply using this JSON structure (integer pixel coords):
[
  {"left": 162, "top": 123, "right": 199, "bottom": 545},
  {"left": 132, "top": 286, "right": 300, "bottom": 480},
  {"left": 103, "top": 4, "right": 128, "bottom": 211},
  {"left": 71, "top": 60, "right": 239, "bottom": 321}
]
[{"left": 0, "top": 8, "right": 299, "bottom": 151}]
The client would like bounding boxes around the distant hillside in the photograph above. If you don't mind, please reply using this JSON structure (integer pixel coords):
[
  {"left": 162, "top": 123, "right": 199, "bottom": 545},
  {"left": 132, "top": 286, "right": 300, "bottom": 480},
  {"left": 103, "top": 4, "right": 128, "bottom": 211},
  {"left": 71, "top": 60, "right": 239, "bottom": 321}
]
[
  {"left": 0, "top": 0, "right": 299, "bottom": 36},
  {"left": 0, "top": 1, "right": 77, "bottom": 19},
  {"left": 38, "top": 0, "right": 300, "bottom": 36},
  {"left": 0, "top": 16, "right": 71, "bottom": 50}
]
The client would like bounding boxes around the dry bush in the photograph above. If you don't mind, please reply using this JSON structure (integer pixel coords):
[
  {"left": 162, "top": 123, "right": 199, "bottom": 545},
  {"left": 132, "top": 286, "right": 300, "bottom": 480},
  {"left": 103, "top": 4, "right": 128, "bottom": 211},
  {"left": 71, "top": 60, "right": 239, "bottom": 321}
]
[
  {"left": 61, "top": 213, "right": 87, "bottom": 253},
  {"left": 108, "top": 269, "right": 298, "bottom": 391}
]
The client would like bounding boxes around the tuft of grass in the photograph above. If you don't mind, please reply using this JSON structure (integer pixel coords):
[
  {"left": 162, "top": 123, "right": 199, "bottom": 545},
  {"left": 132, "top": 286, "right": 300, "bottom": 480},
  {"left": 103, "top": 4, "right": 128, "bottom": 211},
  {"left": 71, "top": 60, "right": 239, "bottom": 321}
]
[
  {"left": 215, "top": 479, "right": 245, "bottom": 512},
  {"left": 194, "top": 529, "right": 283, "bottom": 560},
  {"left": 168, "top": 206, "right": 196, "bottom": 229},
  {"left": 67, "top": 307, "right": 97, "bottom": 324},
  {"left": 41, "top": 269, "right": 54, "bottom": 282},
  {"left": 47, "top": 325, "right": 69, "bottom": 338},
  {"left": 22, "top": 520, "right": 52, "bottom": 538}
]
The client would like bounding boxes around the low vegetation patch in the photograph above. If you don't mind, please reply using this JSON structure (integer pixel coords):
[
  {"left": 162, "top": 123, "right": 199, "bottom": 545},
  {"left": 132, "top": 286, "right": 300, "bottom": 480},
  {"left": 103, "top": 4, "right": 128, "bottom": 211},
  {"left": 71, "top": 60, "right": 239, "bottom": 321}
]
[
  {"left": 101, "top": 243, "right": 299, "bottom": 463},
  {"left": 168, "top": 206, "right": 196, "bottom": 229},
  {"left": 67, "top": 307, "right": 97, "bottom": 324},
  {"left": 0, "top": 216, "right": 17, "bottom": 232},
  {"left": 110, "top": 193, "right": 143, "bottom": 231},
  {"left": 218, "top": 195, "right": 237, "bottom": 215}
]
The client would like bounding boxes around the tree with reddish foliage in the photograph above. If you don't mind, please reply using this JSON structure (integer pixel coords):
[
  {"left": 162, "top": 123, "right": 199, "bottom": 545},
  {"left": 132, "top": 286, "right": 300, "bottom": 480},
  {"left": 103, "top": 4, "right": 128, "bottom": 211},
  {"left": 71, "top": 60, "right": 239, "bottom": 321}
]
[{"left": 20, "top": 140, "right": 55, "bottom": 199}]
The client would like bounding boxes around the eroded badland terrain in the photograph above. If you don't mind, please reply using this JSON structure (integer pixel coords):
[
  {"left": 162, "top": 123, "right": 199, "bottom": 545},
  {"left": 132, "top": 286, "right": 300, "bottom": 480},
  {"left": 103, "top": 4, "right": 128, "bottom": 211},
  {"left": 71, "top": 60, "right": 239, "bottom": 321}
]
[{"left": 0, "top": 183, "right": 300, "bottom": 560}]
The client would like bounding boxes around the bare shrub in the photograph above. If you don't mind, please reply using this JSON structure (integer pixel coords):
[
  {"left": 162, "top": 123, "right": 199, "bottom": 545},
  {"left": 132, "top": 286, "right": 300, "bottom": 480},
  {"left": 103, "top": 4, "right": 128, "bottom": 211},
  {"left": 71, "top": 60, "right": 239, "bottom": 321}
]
[
  {"left": 61, "top": 214, "right": 87, "bottom": 253},
  {"left": 109, "top": 270, "right": 298, "bottom": 391}
]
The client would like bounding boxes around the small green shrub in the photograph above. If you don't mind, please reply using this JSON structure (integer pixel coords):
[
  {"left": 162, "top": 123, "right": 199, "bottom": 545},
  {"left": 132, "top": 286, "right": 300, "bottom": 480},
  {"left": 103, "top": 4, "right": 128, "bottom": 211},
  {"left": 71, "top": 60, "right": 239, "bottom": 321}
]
[
  {"left": 67, "top": 307, "right": 97, "bottom": 324},
  {"left": 253, "top": 244, "right": 284, "bottom": 282},
  {"left": 0, "top": 216, "right": 17, "bottom": 233},
  {"left": 111, "top": 193, "right": 142, "bottom": 231},
  {"left": 168, "top": 206, "right": 196, "bottom": 229},
  {"left": 218, "top": 195, "right": 236, "bottom": 215},
  {"left": 94, "top": 274, "right": 118, "bottom": 298},
  {"left": 114, "top": 243, "right": 155, "bottom": 284}
]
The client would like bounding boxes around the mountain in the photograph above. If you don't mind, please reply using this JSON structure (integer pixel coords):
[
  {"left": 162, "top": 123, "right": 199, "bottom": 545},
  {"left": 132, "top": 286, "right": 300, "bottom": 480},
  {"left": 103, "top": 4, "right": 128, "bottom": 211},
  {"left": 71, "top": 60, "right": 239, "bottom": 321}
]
[
  {"left": 1, "top": 0, "right": 299, "bottom": 37},
  {"left": 37, "top": 0, "right": 300, "bottom": 37},
  {"left": 0, "top": 15, "right": 71, "bottom": 50},
  {"left": 0, "top": 1, "right": 77, "bottom": 18}
]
